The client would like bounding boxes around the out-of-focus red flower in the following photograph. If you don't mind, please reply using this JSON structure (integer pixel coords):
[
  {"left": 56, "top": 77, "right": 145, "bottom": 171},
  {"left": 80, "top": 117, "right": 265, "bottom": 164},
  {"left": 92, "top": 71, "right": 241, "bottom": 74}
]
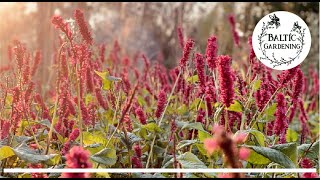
[{"left": 61, "top": 146, "right": 92, "bottom": 178}]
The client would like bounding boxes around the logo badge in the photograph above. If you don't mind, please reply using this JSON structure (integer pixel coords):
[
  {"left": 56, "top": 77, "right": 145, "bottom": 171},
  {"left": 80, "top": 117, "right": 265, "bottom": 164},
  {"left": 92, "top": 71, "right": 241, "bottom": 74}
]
[{"left": 252, "top": 11, "right": 311, "bottom": 70}]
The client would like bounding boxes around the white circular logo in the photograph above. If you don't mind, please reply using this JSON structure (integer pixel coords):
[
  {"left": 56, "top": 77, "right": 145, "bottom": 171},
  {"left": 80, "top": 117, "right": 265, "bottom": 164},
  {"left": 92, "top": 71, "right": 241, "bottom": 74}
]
[{"left": 252, "top": 11, "right": 311, "bottom": 70}]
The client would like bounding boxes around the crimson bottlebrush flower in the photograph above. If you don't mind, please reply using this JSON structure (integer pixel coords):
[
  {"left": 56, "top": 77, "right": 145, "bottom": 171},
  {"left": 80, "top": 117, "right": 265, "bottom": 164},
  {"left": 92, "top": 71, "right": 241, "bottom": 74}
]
[
  {"left": 217, "top": 55, "right": 234, "bottom": 108},
  {"left": 31, "top": 50, "right": 41, "bottom": 77},
  {"left": 177, "top": 75, "right": 186, "bottom": 94},
  {"left": 300, "top": 158, "right": 318, "bottom": 178},
  {"left": 205, "top": 36, "right": 218, "bottom": 70},
  {"left": 22, "top": 56, "right": 30, "bottom": 84},
  {"left": 60, "top": 52, "right": 68, "bottom": 79},
  {"left": 228, "top": 14, "right": 240, "bottom": 47},
  {"left": 183, "top": 84, "right": 192, "bottom": 105},
  {"left": 95, "top": 87, "right": 108, "bottom": 110},
  {"left": 122, "top": 113, "right": 133, "bottom": 132},
  {"left": 80, "top": 99, "right": 90, "bottom": 126},
  {"left": 292, "top": 69, "right": 304, "bottom": 102},
  {"left": 142, "top": 54, "right": 150, "bottom": 77},
  {"left": 135, "top": 106, "right": 147, "bottom": 125},
  {"left": 0, "top": 120, "right": 10, "bottom": 140},
  {"left": 298, "top": 99, "right": 309, "bottom": 143},
  {"left": 74, "top": 9, "right": 93, "bottom": 45},
  {"left": 300, "top": 157, "right": 313, "bottom": 168},
  {"left": 13, "top": 40, "right": 26, "bottom": 72},
  {"left": 236, "top": 73, "right": 247, "bottom": 96},
  {"left": 51, "top": 15, "right": 73, "bottom": 41},
  {"left": 12, "top": 86, "right": 20, "bottom": 104},
  {"left": 85, "top": 65, "right": 94, "bottom": 93},
  {"left": 228, "top": 111, "right": 242, "bottom": 131},
  {"left": 24, "top": 82, "right": 34, "bottom": 105},
  {"left": 131, "top": 156, "right": 143, "bottom": 168},
  {"left": 88, "top": 103, "right": 97, "bottom": 126},
  {"left": 266, "top": 121, "right": 274, "bottom": 136},
  {"left": 298, "top": 99, "right": 308, "bottom": 122},
  {"left": 273, "top": 93, "right": 288, "bottom": 144},
  {"left": 155, "top": 89, "right": 167, "bottom": 118},
  {"left": 34, "top": 93, "right": 48, "bottom": 111},
  {"left": 61, "top": 128, "right": 80, "bottom": 155},
  {"left": 170, "top": 119, "right": 177, "bottom": 141},
  {"left": 248, "top": 36, "right": 256, "bottom": 63},
  {"left": 255, "top": 84, "right": 271, "bottom": 111},
  {"left": 310, "top": 68, "right": 319, "bottom": 96},
  {"left": 109, "top": 40, "right": 120, "bottom": 64},
  {"left": 288, "top": 102, "right": 297, "bottom": 123},
  {"left": 66, "top": 97, "right": 76, "bottom": 116},
  {"left": 278, "top": 66, "right": 299, "bottom": 87},
  {"left": 121, "top": 71, "right": 131, "bottom": 95},
  {"left": 122, "top": 56, "right": 130, "bottom": 67},
  {"left": 61, "top": 146, "right": 92, "bottom": 178},
  {"left": 205, "top": 95, "right": 213, "bottom": 117},
  {"left": 7, "top": 45, "right": 12, "bottom": 62},
  {"left": 99, "top": 44, "right": 106, "bottom": 63},
  {"left": 196, "top": 109, "right": 205, "bottom": 124},
  {"left": 179, "top": 39, "right": 195, "bottom": 69},
  {"left": 28, "top": 164, "right": 48, "bottom": 178},
  {"left": 177, "top": 26, "right": 184, "bottom": 49},
  {"left": 205, "top": 80, "right": 216, "bottom": 102},
  {"left": 69, "top": 128, "right": 80, "bottom": 141},
  {"left": 195, "top": 53, "right": 206, "bottom": 93},
  {"left": 133, "top": 144, "right": 142, "bottom": 158}
]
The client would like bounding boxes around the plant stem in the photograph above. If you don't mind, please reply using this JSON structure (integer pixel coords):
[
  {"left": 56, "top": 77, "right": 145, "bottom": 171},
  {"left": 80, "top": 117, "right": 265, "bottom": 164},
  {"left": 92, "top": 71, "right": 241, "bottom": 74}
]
[
  {"left": 249, "top": 87, "right": 281, "bottom": 129},
  {"left": 146, "top": 70, "right": 181, "bottom": 168},
  {"left": 45, "top": 42, "right": 67, "bottom": 154}
]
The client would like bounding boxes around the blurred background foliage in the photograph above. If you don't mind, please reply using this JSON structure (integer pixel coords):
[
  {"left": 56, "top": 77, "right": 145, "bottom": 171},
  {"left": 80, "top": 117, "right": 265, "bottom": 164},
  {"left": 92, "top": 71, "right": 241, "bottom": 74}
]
[{"left": 0, "top": 2, "right": 318, "bottom": 76}]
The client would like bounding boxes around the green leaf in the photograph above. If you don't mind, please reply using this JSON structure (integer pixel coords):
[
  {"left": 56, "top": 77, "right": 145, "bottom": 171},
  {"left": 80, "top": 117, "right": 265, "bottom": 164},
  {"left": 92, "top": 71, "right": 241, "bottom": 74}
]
[
  {"left": 177, "top": 140, "right": 197, "bottom": 150},
  {"left": 83, "top": 131, "right": 107, "bottom": 146},
  {"left": 0, "top": 146, "right": 15, "bottom": 161},
  {"left": 195, "top": 143, "right": 208, "bottom": 156},
  {"left": 177, "top": 152, "right": 207, "bottom": 169},
  {"left": 245, "top": 145, "right": 296, "bottom": 168},
  {"left": 91, "top": 148, "right": 117, "bottom": 166},
  {"left": 249, "top": 130, "right": 265, "bottom": 147},
  {"left": 186, "top": 75, "right": 199, "bottom": 84},
  {"left": 298, "top": 141, "right": 319, "bottom": 160},
  {"left": 102, "top": 79, "right": 113, "bottom": 90},
  {"left": 246, "top": 149, "right": 271, "bottom": 165},
  {"left": 12, "top": 143, "right": 60, "bottom": 165},
  {"left": 286, "top": 128, "right": 298, "bottom": 142},
  {"left": 253, "top": 79, "right": 261, "bottom": 91},
  {"left": 94, "top": 70, "right": 121, "bottom": 90},
  {"left": 198, "top": 130, "right": 212, "bottom": 142},
  {"left": 236, "top": 129, "right": 265, "bottom": 146},
  {"left": 137, "top": 96, "right": 147, "bottom": 107},
  {"left": 181, "top": 122, "right": 204, "bottom": 132},
  {"left": 85, "top": 143, "right": 105, "bottom": 155},
  {"left": 85, "top": 93, "right": 94, "bottom": 105},
  {"left": 119, "top": 132, "right": 142, "bottom": 147},
  {"left": 264, "top": 103, "right": 277, "bottom": 120},
  {"left": 227, "top": 100, "right": 243, "bottom": 113},
  {"left": 177, "top": 104, "right": 188, "bottom": 115},
  {"left": 142, "top": 123, "right": 162, "bottom": 133},
  {"left": 271, "top": 143, "right": 297, "bottom": 164}
]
